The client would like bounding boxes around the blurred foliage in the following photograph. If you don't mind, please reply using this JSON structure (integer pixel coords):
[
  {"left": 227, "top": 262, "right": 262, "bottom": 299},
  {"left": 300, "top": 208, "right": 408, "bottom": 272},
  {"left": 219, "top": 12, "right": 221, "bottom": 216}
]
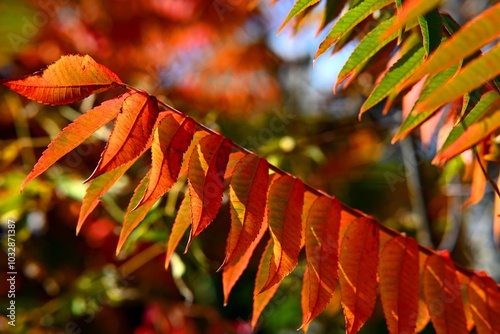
[{"left": 0, "top": 0, "right": 498, "bottom": 333}]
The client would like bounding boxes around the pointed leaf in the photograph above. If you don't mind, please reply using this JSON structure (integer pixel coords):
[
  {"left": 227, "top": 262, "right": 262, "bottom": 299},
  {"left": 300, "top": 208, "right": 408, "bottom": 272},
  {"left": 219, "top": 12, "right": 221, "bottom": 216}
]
[
  {"left": 384, "top": 0, "right": 444, "bottom": 38},
  {"left": 413, "top": 42, "right": 500, "bottom": 115},
  {"left": 406, "top": 3, "right": 500, "bottom": 87},
  {"left": 438, "top": 91, "right": 500, "bottom": 153},
  {"left": 188, "top": 134, "right": 232, "bottom": 241},
  {"left": 423, "top": 251, "right": 468, "bottom": 334},
  {"left": 468, "top": 273, "right": 500, "bottom": 334},
  {"left": 116, "top": 172, "right": 153, "bottom": 255},
  {"left": 165, "top": 193, "right": 192, "bottom": 269},
  {"left": 301, "top": 196, "right": 341, "bottom": 328},
  {"left": 337, "top": 16, "right": 411, "bottom": 88},
  {"left": 418, "top": 10, "right": 442, "bottom": 57},
  {"left": 179, "top": 131, "right": 210, "bottom": 178},
  {"left": 393, "top": 64, "right": 459, "bottom": 142},
  {"left": 77, "top": 158, "right": 137, "bottom": 234},
  {"left": 222, "top": 216, "right": 267, "bottom": 305},
  {"left": 464, "top": 150, "right": 487, "bottom": 207},
  {"left": 434, "top": 108, "right": 500, "bottom": 165},
  {"left": 339, "top": 217, "right": 379, "bottom": 334},
  {"left": 3, "top": 55, "right": 121, "bottom": 105},
  {"left": 251, "top": 239, "right": 280, "bottom": 330},
  {"left": 138, "top": 113, "right": 196, "bottom": 207},
  {"left": 261, "top": 175, "right": 304, "bottom": 292},
  {"left": 315, "top": 0, "right": 393, "bottom": 59},
  {"left": 361, "top": 43, "right": 425, "bottom": 114},
  {"left": 279, "top": 0, "right": 320, "bottom": 33},
  {"left": 319, "top": 0, "right": 348, "bottom": 32},
  {"left": 379, "top": 236, "right": 420, "bottom": 334},
  {"left": 223, "top": 154, "right": 269, "bottom": 267},
  {"left": 89, "top": 92, "right": 159, "bottom": 180},
  {"left": 21, "top": 93, "right": 129, "bottom": 190}
]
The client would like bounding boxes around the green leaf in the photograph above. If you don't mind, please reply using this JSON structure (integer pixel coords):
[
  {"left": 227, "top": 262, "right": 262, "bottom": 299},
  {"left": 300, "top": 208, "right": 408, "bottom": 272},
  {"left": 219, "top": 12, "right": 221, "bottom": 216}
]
[
  {"left": 319, "top": 0, "right": 348, "bottom": 31},
  {"left": 337, "top": 16, "right": 410, "bottom": 87},
  {"left": 361, "top": 42, "right": 425, "bottom": 114},
  {"left": 393, "top": 64, "right": 458, "bottom": 142},
  {"left": 279, "top": 0, "right": 320, "bottom": 33},
  {"left": 435, "top": 91, "right": 500, "bottom": 162},
  {"left": 413, "top": 42, "right": 500, "bottom": 115},
  {"left": 116, "top": 172, "right": 155, "bottom": 255},
  {"left": 406, "top": 3, "right": 500, "bottom": 87},
  {"left": 418, "top": 10, "right": 442, "bottom": 57},
  {"left": 384, "top": 0, "right": 444, "bottom": 38},
  {"left": 315, "top": 0, "right": 393, "bottom": 59}
]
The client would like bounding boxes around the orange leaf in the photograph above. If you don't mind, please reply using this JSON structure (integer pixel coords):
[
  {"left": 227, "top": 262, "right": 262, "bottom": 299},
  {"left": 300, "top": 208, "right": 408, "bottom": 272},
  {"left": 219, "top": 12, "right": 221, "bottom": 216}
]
[
  {"left": 165, "top": 193, "right": 192, "bottom": 269},
  {"left": 224, "top": 151, "right": 247, "bottom": 183},
  {"left": 3, "top": 54, "right": 121, "bottom": 105},
  {"left": 116, "top": 172, "right": 153, "bottom": 255},
  {"left": 379, "top": 236, "right": 420, "bottom": 334},
  {"left": 339, "top": 217, "right": 379, "bottom": 334},
  {"left": 223, "top": 154, "right": 269, "bottom": 267},
  {"left": 423, "top": 251, "right": 468, "bottom": 334},
  {"left": 21, "top": 93, "right": 129, "bottom": 191},
  {"left": 464, "top": 149, "right": 487, "bottom": 208},
  {"left": 88, "top": 92, "right": 159, "bottom": 180},
  {"left": 301, "top": 196, "right": 341, "bottom": 328},
  {"left": 222, "top": 216, "right": 267, "bottom": 305},
  {"left": 433, "top": 109, "right": 500, "bottom": 166},
  {"left": 260, "top": 175, "right": 304, "bottom": 292},
  {"left": 187, "top": 134, "right": 232, "bottom": 242},
  {"left": 251, "top": 239, "right": 280, "bottom": 330},
  {"left": 468, "top": 273, "right": 500, "bottom": 334},
  {"left": 300, "top": 191, "right": 319, "bottom": 249},
  {"left": 179, "top": 131, "right": 210, "bottom": 178},
  {"left": 138, "top": 113, "right": 196, "bottom": 207},
  {"left": 77, "top": 157, "right": 137, "bottom": 234}
]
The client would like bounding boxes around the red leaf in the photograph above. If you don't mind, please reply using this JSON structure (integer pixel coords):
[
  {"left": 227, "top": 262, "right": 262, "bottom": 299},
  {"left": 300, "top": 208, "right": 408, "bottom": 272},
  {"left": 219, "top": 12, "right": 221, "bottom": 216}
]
[
  {"left": 301, "top": 196, "right": 341, "bottom": 328},
  {"left": 339, "top": 217, "right": 379, "bottom": 334},
  {"left": 116, "top": 172, "right": 154, "bottom": 255},
  {"left": 89, "top": 92, "right": 159, "bottom": 180},
  {"left": 222, "top": 216, "right": 267, "bottom": 305},
  {"left": 77, "top": 158, "right": 137, "bottom": 234},
  {"left": 260, "top": 175, "right": 304, "bottom": 292},
  {"left": 21, "top": 93, "right": 129, "bottom": 191},
  {"left": 467, "top": 273, "right": 500, "bottom": 334},
  {"left": 300, "top": 191, "right": 319, "bottom": 249},
  {"left": 165, "top": 193, "right": 192, "bottom": 269},
  {"left": 223, "top": 154, "right": 269, "bottom": 267},
  {"left": 251, "top": 239, "right": 280, "bottom": 330},
  {"left": 187, "top": 134, "right": 232, "bottom": 242},
  {"left": 423, "top": 251, "right": 468, "bottom": 334},
  {"left": 379, "top": 236, "right": 420, "bottom": 334},
  {"left": 138, "top": 113, "right": 196, "bottom": 207},
  {"left": 3, "top": 54, "right": 121, "bottom": 105},
  {"left": 224, "top": 151, "right": 246, "bottom": 183},
  {"left": 179, "top": 131, "right": 210, "bottom": 178}
]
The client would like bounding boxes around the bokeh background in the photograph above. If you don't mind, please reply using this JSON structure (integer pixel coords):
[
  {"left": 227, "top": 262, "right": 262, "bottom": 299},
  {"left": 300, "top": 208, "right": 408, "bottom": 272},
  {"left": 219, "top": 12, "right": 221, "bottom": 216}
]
[{"left": 0, "top": 0, "right": 499, "bottom": 333}]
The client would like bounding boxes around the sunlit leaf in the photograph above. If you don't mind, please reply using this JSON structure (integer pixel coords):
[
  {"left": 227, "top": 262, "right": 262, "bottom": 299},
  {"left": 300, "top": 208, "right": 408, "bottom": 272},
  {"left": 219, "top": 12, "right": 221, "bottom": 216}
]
[
  {"left": 138, "top": 113, "right": 196, "bottom": 207},
  {"left": 279, "top": 0, "right": 320, "bottom": 33},
  {"left": 379, "top": 236, "right": 420, "bottom": 334},
  {"left": 260, "top": 175, "right": 304, "bottom": 292},
  {"left": 22, "top": 93, "right": 130, "bottom": 191},
  {"left": 301, "top": 196, "right": 341, "bottom": 328},
  {"left": 223, "top": 154, "right": 269, "bottom": 267},
  {"left": 88, "top": 92, "right": 159, "bottom": 180},
  {"left": 423, "top": 251, "right": 468, "bottom": 334},
  {"left": 406, "top": 3, "right": 500, "bottom": 86},
  {"left": 251, "top": 239, "right": 281, "bottom": 330},
  {"left": 361, "top": 42, "right": 425, "bottom": 115},
  {"left": 315, "top": 0, "right": 393, "bottom": 59},
  {"left": 165, "top": 193, "right": 192, "bottom": 269},
  {"left": 187, "top": 134, "right": 232, "bottom": 242},
  {"left": 468, "top": 273, "right": 500, "bottom": 334},
  {"left": 384, "top": 0, "right": 444, "bottom": 38},
  {"left": 339, "top": 217, "right": 379, "bottom": 334},
  {"left": 2, "top": 54, "right": 122, "bottom": 105}
]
